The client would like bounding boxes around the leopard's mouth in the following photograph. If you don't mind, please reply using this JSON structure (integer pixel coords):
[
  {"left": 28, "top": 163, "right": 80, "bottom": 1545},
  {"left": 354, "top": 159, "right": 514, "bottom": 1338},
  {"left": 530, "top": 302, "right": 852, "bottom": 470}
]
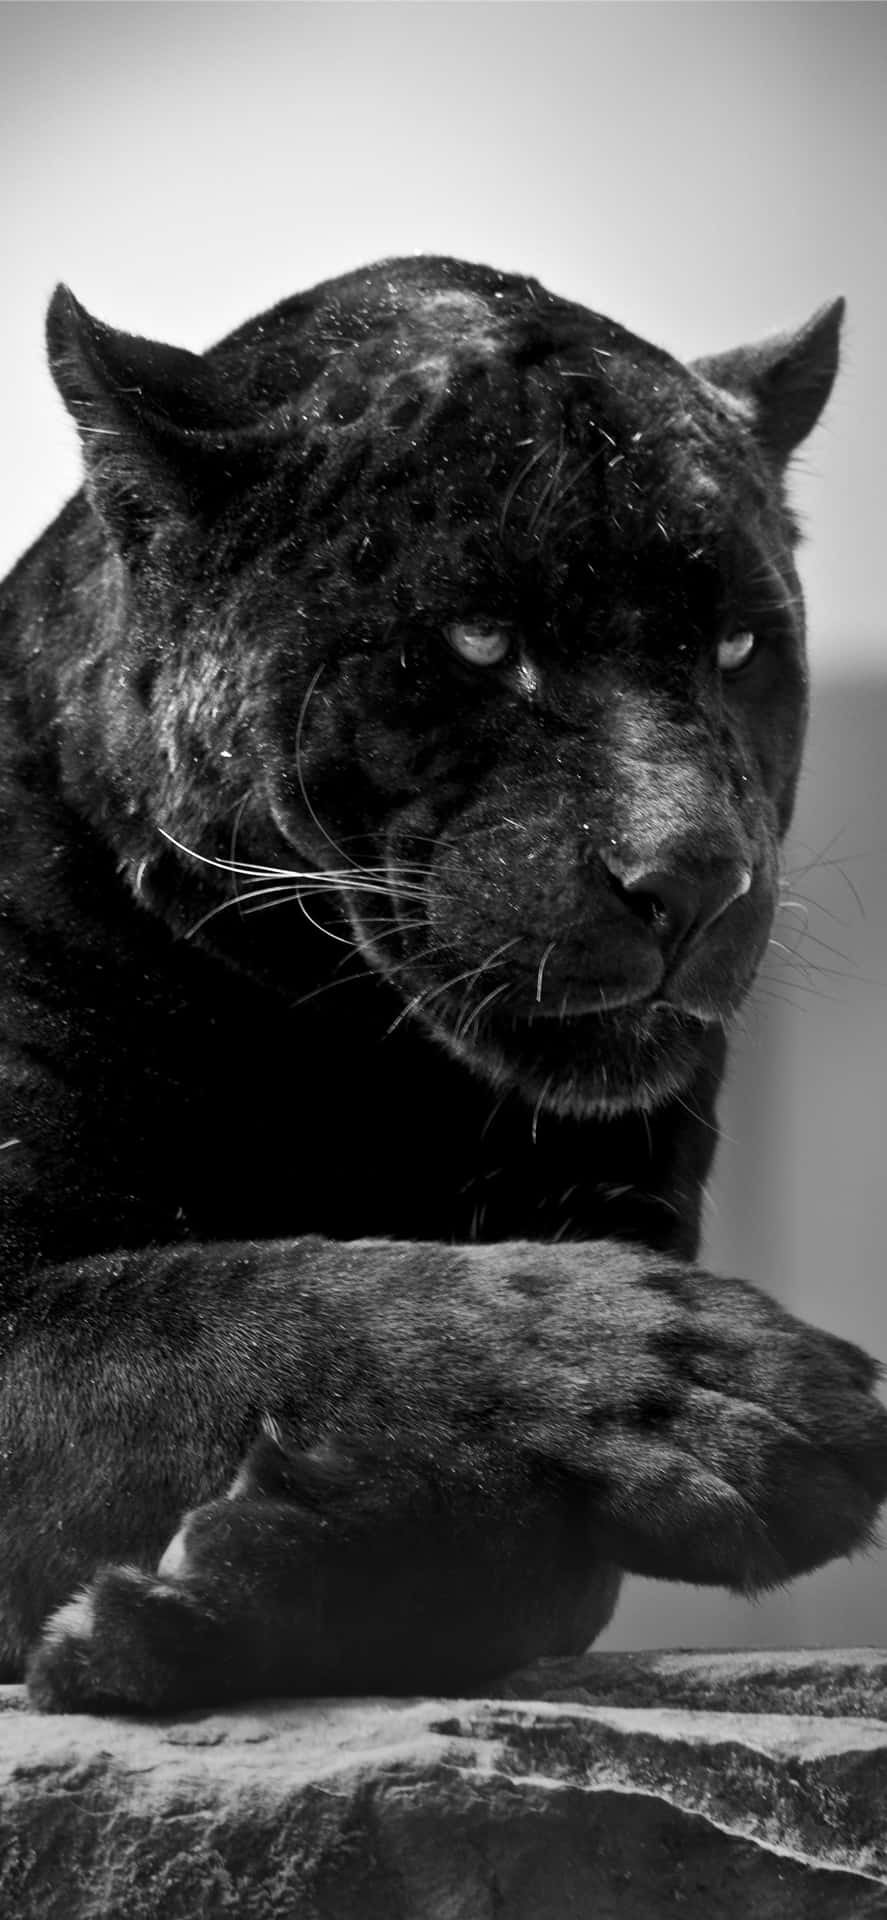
[
  {"left": 412, "top": 980, "right": 727, "bottom": 1119},
  {"left": 346, "top": 872, "right": 761, "bottom": 1117}
]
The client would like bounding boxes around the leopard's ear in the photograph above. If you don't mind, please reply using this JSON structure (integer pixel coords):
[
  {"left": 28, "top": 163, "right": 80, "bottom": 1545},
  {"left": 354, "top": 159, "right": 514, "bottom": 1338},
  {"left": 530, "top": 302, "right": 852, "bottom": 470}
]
[
  {"left": 691, "top": 298, "right": 845, "bottom": 465},
  {"left": 46, "top": 285, "right": 253, "bottom": 560}
]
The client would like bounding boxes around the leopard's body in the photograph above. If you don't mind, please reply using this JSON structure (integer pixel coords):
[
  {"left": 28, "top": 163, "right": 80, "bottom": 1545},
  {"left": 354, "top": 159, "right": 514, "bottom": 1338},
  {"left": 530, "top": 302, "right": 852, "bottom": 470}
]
[{"left": 0, "top": 257, "right": 883, "bottom": 1712}]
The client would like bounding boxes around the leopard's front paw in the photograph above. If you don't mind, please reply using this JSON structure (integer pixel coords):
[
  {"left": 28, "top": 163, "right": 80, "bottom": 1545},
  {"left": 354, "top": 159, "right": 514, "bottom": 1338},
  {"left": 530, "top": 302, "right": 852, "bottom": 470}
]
[
  {"left": 541, "top": 1267, "right": 887, "bottom": 1593},
  {"left": 645, "top": 1276, "right": 887, "bottom": 1588},
  {"left": 27, "top": 1567, "right": 223, "bottom": 1714}
]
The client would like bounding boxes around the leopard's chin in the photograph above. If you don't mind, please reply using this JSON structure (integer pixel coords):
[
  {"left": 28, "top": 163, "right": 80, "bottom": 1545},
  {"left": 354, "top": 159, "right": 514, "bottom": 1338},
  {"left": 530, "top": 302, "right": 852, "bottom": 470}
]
[{"left": 420, "top": 998, "right": 723, "bottom": 1121}]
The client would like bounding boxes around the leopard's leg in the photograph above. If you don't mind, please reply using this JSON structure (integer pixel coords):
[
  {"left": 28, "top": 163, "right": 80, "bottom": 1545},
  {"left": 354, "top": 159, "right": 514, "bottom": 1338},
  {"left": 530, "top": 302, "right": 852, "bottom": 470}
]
[
  {"left": 28, "top": 1425, "right": 623, "bottom": 1711},
  {"left": 19, "top": 1239, "right": 887, "bottom": 1714}
]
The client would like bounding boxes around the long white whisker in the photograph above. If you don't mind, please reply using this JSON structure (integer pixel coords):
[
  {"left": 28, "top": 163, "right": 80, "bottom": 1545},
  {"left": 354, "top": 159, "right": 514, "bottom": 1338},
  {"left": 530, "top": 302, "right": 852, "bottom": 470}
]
[
  {"left": 159, "top": 825, "right": 298, "bottom": 880},
  {"left": 185, "top": 877, "right": 356, "bottom": 940},
  {"left": 183, "top": 874, "right": 430, "bottom": 941},
  {"left": 296, "top": 892, "right": 353, "bottom": 946},
  {"left": 160, "top": 825, "right": 431, "bottom": 899}
]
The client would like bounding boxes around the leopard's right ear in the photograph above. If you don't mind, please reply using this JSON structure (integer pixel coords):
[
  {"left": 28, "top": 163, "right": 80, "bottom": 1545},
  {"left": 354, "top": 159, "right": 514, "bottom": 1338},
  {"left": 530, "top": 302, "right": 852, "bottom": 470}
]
[
  {"left": 46, "top": 285, "right": 256, "bottom": 561},
  {"left": 691, "top": 299, "right": 845, "bottom": 466}
]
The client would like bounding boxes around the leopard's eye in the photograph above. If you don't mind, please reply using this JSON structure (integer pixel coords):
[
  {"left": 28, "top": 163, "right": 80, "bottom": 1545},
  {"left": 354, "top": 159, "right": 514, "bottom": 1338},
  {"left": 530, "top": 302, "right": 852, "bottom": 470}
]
[
  {"left": 447, "top": 622, "right": 511, "bottom": 668},
  {"left": 717, "top": 630, "right": 757, "bottom": 674}
]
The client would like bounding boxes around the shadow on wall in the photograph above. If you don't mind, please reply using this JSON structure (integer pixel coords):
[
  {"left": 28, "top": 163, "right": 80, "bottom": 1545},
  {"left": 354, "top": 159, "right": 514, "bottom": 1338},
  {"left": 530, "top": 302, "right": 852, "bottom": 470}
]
[{"left": 600, "top": 667, "right": 887, "bottom": 1652}]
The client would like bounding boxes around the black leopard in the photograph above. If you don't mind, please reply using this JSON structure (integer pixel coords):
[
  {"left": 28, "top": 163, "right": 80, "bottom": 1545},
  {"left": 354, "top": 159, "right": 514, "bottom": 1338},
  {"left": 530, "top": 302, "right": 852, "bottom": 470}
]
[{"left": 0, "top": 256, "right": 883, "bottom": 1713}]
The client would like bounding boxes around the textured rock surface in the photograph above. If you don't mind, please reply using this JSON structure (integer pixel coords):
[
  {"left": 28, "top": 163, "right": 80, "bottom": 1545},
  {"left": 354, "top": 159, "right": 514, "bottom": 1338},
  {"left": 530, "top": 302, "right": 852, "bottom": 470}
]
[{"left": 3, "top": 1650, "right": 887, "bottom": 1917}]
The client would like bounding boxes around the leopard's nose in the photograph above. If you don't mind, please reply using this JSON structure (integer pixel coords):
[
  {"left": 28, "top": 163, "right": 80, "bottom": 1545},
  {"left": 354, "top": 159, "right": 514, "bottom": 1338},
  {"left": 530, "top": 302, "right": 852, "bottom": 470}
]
[{"left": 602, "top": 858, "right": 752, "bottom": 955}]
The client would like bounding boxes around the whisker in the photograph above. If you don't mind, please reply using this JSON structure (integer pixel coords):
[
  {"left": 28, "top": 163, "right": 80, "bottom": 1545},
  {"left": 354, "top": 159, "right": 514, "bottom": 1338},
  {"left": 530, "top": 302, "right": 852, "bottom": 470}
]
[
  {"left": 228, "top": 790, "right": 253, "bottom": 878},
  {"left": 293, "top": 663, "right": 355, "bottom": 871},
  {"left": 290, "top": 937, "right": 454, "bottom": 1014},
  {"left": 160, "top": 826, "right": 432, "bottom": 896},
  {"left": 159, "top": 826, "right": 300, "bottom": 881},
  {"left": 671, "top": 1089, "right": 729, "bottom": 1143},
  {"left": 778, "top": 890, "right": 855, "bottom": 932},
  {"left": 754, "top": 971, "right": 845, "bottom": 1006},
  {"left": 296, "top": 892, "right": 353, "bottom": 947},
  {"left": 766, "top": 937, "right": 819, "bottom": 982},
  {"left": 531, "top": 1075, "right": 554, "bottom": 1146},
  {"left": 241, "top": 887, "right": 350, "bottom": 922},
  {"left": 528, "top": 433, "right": 567, "bottom": 544},
  {"left": 384, "top": 937, "right": 520, "bottom": 1039},
  {"left": 783, "top": 832, "right": 867, "bottom": 918},
  {"left": 183, "top": 875, "right": 434, "bottom": 942},
  {"left": 457, "top": 978, "right": 512, "bottom": 1041},
  {"left": 777, "top": 926, "right": 855, "bottom": 967},
  {"left": 810, "top": 860, "right": 867, "bottom": 920},
  {"left": 499, "top": 439, "right": 556, "bottom": 540},
  {"left": 750, "top": 982, "right": 811, "bottom": 1015},
  {"left": 183, "top": 882, "right": 300, "bottom": 941},
  {"left": 535, "top": 939, "right": 557, "bottom": 1006},
  {"left": 480, "top": 1090, "right": 512, "bottom": 1142}
]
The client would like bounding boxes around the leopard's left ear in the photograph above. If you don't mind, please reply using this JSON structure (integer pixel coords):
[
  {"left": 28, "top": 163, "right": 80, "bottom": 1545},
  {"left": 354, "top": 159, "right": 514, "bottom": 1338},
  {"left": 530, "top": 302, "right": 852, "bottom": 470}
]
[
  {"left": 46, "top": 285, "right": 256, "bottom": 561},
  {"left": 691, "top": 298, "right": 845, "bottom": 464}
]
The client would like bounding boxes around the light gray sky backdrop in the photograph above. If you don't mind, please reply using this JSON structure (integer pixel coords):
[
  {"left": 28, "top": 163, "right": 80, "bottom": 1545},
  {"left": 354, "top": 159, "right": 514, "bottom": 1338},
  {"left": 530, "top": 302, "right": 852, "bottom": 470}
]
[{"left": 1, "top": 0, "right": 885, "bottom": 668}]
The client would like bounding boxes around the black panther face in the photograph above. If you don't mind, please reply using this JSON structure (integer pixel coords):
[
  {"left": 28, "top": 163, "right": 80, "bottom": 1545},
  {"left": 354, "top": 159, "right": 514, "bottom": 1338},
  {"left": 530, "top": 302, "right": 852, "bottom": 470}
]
[{"left": 46, "top": 257, "right": 837, "bottom": 1118}]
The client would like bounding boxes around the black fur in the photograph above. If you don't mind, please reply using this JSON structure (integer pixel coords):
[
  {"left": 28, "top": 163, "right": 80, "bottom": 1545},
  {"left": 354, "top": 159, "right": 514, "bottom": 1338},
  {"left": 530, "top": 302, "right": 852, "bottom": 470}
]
[{"left": 1, "top": 257, "right": 883, "bottom": 1713}]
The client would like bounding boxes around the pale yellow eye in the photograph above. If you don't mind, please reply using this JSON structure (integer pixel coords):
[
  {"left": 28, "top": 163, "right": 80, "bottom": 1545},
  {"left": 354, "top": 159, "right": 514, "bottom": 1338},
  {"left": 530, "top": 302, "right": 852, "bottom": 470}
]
[
  {"left": 447, "top": 622, "right": 511, "bottom": 667},
  {"left": 717, "top": 630, "right": 757, "bottom": 673}
]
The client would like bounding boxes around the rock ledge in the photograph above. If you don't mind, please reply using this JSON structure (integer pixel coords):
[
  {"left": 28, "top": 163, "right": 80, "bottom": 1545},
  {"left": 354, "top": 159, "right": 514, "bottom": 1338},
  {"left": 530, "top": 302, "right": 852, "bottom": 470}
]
[{"left": 3, "top": 1648, "right": 887, "bottom": 1917}]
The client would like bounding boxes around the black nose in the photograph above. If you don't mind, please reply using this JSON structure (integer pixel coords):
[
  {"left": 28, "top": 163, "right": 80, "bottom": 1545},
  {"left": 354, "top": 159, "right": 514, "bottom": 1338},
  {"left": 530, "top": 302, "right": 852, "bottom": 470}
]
[{"left": 602, "top": 858, "right": 752, "bottom": 955}]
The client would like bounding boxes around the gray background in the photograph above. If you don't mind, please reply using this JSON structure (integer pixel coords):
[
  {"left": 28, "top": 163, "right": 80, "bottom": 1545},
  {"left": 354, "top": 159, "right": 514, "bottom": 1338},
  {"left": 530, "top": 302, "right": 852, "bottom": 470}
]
[{"left": 2, "top": 1, "right": 885, "bottom": 1651}]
